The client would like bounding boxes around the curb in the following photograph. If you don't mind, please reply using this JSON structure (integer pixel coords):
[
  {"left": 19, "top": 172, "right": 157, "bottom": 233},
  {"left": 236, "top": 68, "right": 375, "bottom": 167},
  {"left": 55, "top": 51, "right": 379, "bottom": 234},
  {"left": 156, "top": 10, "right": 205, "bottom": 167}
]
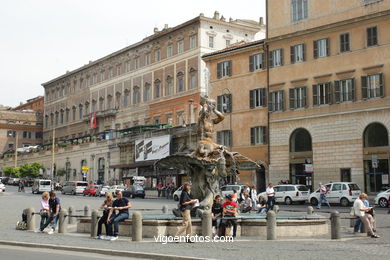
[{"left": 0, "top": 240, "right": 212, "bottom": 260}]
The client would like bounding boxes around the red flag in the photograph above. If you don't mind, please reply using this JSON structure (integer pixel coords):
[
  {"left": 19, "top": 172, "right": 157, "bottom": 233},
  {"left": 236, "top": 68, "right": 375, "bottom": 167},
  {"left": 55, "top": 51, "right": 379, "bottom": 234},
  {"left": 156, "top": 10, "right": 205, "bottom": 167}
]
[{"left": 90, "top": 112, "right": 97, "bottom": 129}]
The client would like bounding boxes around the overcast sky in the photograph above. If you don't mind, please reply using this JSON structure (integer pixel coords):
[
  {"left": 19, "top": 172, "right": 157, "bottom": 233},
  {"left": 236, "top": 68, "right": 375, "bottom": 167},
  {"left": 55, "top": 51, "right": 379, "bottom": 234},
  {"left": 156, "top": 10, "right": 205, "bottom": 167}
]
[{"left": 0, "top": 0, "right": 265, "bottom": 107}]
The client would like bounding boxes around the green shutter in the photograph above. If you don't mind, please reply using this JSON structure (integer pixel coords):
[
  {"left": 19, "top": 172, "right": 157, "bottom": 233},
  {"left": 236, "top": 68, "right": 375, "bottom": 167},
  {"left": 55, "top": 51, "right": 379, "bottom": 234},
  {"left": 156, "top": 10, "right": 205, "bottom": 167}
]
[
  {"left": 249, "top": 55, "right": 254, "bottom": 72},
  {"left": 217, "top": 63, "right": 222, "bottom": 79},
  {"left": 326, "top": 38, "right": 330, "bottom": 56},
  {"left": 280, "top": 90, "right": 285, "bottom": 111},
  {"left": 217, "top": 95, "right": 222, "bottom": 112},
  {"left": 379, "top": 73, "right": 384, "bottom": 97},
  {"left": 290, "top": 46, "right": 295, "bottom": 64},
  {"left": 261, "top": 53, "right": 265, "bottom": 70},
  {"left": 313, "top": 40, "right": 318, "bottom": 59},
  {"left": 302, "top": 44, "right": 306, "bottom": 61},
  {"left": 227, "top": 60, "right": 232, "bottom": 76},
  {"left": 262, "top": 126, "right": 267, "bottom": 145},
  {"left": 289, "top": 88, "right": 295, "bottom": 110},
  {"left": 217, "top": 131, "right": 222, "bottom": 144},
  {"left": 334, "top": 80, "right": 340, "bottom": 103},
  {"left": 361, "top": 76, "right": 368, "bottom": 99},
  {"left": 261, "top": 88, "right": 267, "bottom": 107},
  {"left": 250, "top": 127, "right": 255, "bottom": 145},
  {"left": 249, "top": 90, "right": 254, "bottom": 109},
  {"left": 269, "top": 50, "right": 274, "bottom": 68},
  {"left": 327, "top": 82, "right": 333, "bottom": 104},
  {"left": 280, "top": 49, "right": 284, "bottom": 66},
  {"left": 227, "top": 94, "right": 232, "bottom": 113},
  {"left": 351, "top": 78, "right": 356, "bottom": 101},
  {"left": 313, "top": 84, "right": 318, "bottom": 106},
  {"left": 303, "top": 86, "right": 307, "bottom": 107}
]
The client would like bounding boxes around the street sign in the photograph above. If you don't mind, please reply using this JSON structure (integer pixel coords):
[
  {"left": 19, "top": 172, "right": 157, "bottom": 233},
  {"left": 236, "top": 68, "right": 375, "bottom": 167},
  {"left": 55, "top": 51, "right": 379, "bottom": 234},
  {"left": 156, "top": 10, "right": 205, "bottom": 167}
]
[
  {"left": 371, "top": 154, "right": 378, "bottom": 169},
  {"left": 82, "top": 166, "right": 89, "bottom": 173},
  {"left": 304, "top": 164, "right": 313, "bottom": 173}
]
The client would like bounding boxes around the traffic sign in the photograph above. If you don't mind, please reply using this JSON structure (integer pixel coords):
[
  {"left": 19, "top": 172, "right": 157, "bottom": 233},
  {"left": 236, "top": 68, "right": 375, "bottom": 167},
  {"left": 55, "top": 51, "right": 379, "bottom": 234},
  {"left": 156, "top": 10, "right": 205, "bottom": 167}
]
[
  {"left": 82, "top": 166, "right": 89, "bottom": 173},
  {"left": 371, "top": 154, "right": 378, "bottom": 169}
]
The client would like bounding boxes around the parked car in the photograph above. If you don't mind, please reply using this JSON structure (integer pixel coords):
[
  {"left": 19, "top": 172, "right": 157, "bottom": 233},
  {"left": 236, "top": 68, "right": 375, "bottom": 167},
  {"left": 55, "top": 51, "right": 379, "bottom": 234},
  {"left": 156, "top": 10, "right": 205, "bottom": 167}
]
[
  {"left": 62, "top": 181, "right": 88, "bottom": 195},
  {"left": 0, "top": 181, "right": 5, "bottom": 192},
  {"left": 220, "top": 184, "right": 249, "bottom": 198},
  {"left": 374, "top": 189, "right": 390, "bottom": 208},
  {"left": 98, "top": 186, "right": 111, "bottom": 196},
  {"left": 8, "top": 178, "right": 20, "bottom": 185},
  {"left": 32, "top": 179, "right": 52, "bottom": 194},
  {"left": 258, "top": 184, "right": 310, "bottom": 205},
  {"left": 123, "top": 185, "right": 145, "bottom": 198},
  {"left": 1, "top": 177, "right": 10, "bottom": 185},
  {"left": 308, "top": 182, "right": 361, "bottom": 207},
  {"left": 173, "top": 186, "right": 183, "bottom": 201},
  {"left": 83, "top": 185, "right": 99, "bottom": 196}
]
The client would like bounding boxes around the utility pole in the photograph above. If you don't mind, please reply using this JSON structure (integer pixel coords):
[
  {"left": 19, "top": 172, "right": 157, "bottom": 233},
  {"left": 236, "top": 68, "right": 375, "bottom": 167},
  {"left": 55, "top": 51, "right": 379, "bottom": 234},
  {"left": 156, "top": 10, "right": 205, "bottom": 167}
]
[
  {"left": 51, "top": 128, "right": 56, "bottom": 180},
  {"left": 14, "top": 131, "right": 19, "bottom": 168}
]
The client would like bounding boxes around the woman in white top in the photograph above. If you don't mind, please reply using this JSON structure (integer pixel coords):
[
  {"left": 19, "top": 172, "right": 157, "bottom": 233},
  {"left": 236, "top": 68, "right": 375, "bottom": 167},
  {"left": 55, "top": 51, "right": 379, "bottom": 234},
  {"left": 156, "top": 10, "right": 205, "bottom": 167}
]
[{"left": 37, "top": 191, "right": 50, "bottom": 232}]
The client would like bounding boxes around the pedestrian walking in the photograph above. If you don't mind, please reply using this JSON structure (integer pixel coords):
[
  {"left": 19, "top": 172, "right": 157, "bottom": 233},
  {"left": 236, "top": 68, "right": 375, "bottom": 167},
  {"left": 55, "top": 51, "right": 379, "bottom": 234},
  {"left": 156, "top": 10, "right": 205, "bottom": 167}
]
[
  {"left": 220, "top": 195, "right": 238, "bottom": 237},
  {"left": 96, "top": 192, "right": 113, "bottom": 239},
  {"left": 317, "top": 183, "right": 330, "bottom": 209},
  {"left": 266, "top": 183, "right": 275, "bottom": 211},
  {"left": 353, "top": 193, "right": 379, "bottom": 238},
  {"left": 175, "top": 183, "right": 197, "bottom": 242},
  {"left": 39, "top": 191, "right": 61, "bottom": 234},
  {"left": 250, "top": 185, "right": 257, "bottom": 210},
  {"left": 107, "top": 190, "right": 132, "bottom": 241},
  {"left": 35, "top": 192, "right": 50, "bottom": 233},
  {"left": 18, "top": 181, "right": 25, "bottom": 192}
]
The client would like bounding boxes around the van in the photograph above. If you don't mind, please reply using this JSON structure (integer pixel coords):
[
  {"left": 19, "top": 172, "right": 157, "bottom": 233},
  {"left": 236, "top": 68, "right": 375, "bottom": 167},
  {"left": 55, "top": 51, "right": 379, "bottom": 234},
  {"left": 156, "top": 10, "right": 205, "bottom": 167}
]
[
  {"left": 259, "top": 184, "right": 310, "bottom": 205},
  {"left": 32, "top": 179, "right": 52, "bottom": 194},
  {"left": 62, "top": 181, "right": 88, "bottom": 195}
]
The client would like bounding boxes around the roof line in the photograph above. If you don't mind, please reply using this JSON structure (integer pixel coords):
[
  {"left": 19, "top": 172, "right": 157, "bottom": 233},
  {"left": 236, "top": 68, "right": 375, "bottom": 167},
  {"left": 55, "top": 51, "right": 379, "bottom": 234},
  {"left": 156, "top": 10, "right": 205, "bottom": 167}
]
[{"left": 202, "top": 40, "right": 264, "bottom": 59}]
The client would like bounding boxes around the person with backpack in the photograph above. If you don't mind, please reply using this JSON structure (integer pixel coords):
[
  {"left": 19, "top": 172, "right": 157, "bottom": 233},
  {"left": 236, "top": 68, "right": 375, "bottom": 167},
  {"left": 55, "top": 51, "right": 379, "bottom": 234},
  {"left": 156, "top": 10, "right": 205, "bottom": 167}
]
[{"left": 317, "top": 183, "right": 330, "bottom": 209}]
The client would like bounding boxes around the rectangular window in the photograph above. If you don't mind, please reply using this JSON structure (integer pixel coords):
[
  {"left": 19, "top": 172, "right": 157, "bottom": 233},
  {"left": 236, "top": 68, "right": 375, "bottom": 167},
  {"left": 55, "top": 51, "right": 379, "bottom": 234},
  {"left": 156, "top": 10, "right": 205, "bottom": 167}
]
[
  {"left": 249, "top": 53, "right": 264, "bottom": 71},
  {"left": 100, "top": 71, "right": 105, "bottom": 81},
  {"left": 154, "top": 116, "right": 160, "bottom": 125},
  {"left": 116, "top": 65, "right": 121, "bottom": 76},
  {"left": 72, "top": 108, "right": 76, "bottom": 121},
  {"left": 177, "top": 40, "right": 184, "bottom": 54},
  {"left": 226, "top": 40, "right": 231, "bottom": 46},
  {"left": 134, "top": 57, "right": 140, "bottom": 69},
  {"left": 65, "top": 110, "right": 69, "bottom": 122},
  {"left": 145, "top": 54, "right": 151, "bottom": 65},
  {"left": 108, "top": 68, "right": 113, "bottom": 79},
  {"left": 125, "top": 61, "right": 131, "bottom": 72},
  {"left": 189, "top": 72, "right": 197, "bottom": 89},
  {"left": 177, "top": 77, "right": 184, "bottom": 92},
  {"left": 314, "top": 38, "right": 330, "bottom": 58},
  {"left": 269, "top": 90, "right": 284, "bottom": 112},
  {"left": 190, "top": 35, "right": 197, "bottom": 49},
  {"left": 250, "top": 126, "right": 267, "bottom": 145},
  {"left": 313, "top": 82, "right": 332, "bottom": 106},
  {"left": 216, "top": 130, "right": 232, "bottom": 147},
  {"left": 250, "top": 88, "right": 266, "bottom": 108},
  {"left": 289, "top": 86, "right": 307, "bottom": 109},
  {"left": 7, "top": 130, "right": 16, "bottom": 138},
  {"left": 367, "top": 26, "right": 378, "bottom": 47},
  {"left": 209, "top": 36, "right": 214, "bottom": 48},
  {"left": 290, "top": 44, "right": 305, "bottom": 64},
  {"left": 217, "top": 60, "right": 232, "bottom": 78},
  {"left": 361, "top": 74, "right": 384, "bottom": 99},
  {"left": 167, "top": 44, "right": 173, "bottom": 57},
  {"left": 79, "top": 107, "right": 83, "bottom": 120},
  {"left": 269, "top": 49, "right": 283, "bottom": 68},
  {"left": 154, "top": 49, "right": 160, "bottom": 62},
  {"left": 340, "top": 33, "right": 350, "bottom": 52},
  {"left": 334, "top": 78, "right": 355, "bottom": 103},
  {"left": 291, "top": 0, "right": 308, "bottom": 22},
  {"left": 217, "top": 94, "right": 232, "bottom": 113}
]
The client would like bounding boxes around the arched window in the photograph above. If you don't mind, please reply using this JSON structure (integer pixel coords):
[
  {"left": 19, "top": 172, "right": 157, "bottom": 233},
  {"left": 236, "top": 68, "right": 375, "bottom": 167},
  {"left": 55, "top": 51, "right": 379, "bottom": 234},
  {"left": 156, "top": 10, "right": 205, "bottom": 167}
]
[
  {"left": 60, "top": 109, "right": 64, "bottom": 124},
  {"left": 123, "top": 89, "right": 130, "bottom": 107},
  {"left": 363, "top": 123, "right": 389, "bottom": 147},
  {"left": 65, "top": 108, "right": 70, "bottom": 122},
  {"left": 133, "top": 86, "right": 140, "bottom": 104},
  {"left": 85, "top": 101, "right": 89, "bottom": 115},
  {"left": 78, "top": 104, "right": 83, "bottom": 120},
  {"left": 154, "top": 79, "right": 161, "bottom": 99},
  {"left": 143, "top": 83, "right": 151, "bottom": 102},
  {"left": 55, "top": 111, "right": 59, "bottom": 126},
  {"left": 115, "top": 92, "right": 121, "bottom": 109},
  {"left": 107, "top": 95, "right": 113, "bottom": 110},
  {"left": 166, "top": 76, "right": 173, "bottom": 96},
  {"left": 45, "top": 115, "right": 49, "bottom": 128},
  {"left": 189, "top": 68, "right": 197, "bottom": 90},
  {"left": 91, "top": 100, "right": 97, "bottom": 113},
  {"left": 290, "top": 128, "right": 312, "bottom": 152},
  {"left": 99, "top": 97, "right": 104, "bottom": 111},
  {"left": 72, "top": 106, "right": 76, "bottom": 121},
  {"left": 177, "top": 71, "right": 185, "bottom": 92}
]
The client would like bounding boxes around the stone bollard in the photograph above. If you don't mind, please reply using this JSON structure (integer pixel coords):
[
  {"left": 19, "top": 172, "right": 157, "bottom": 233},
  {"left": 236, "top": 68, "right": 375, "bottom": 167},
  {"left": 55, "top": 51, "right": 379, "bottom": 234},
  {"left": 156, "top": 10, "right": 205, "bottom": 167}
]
[
  {"left": 68, "top": 206, "right": 75, "bottom": 224},
  {"left": 162, "top": 205, "right": 168, "bottom": 214},
  {"left": 266, "top": 210, "right": 277, "bottom": 240},
  {"left": 307, "top": 206, "right": 314, "bottom": 215},
  {"left": 330, "top": 211, "right": 340, "bottom": 239},
  {"left": 132, "top": 211, "right": 142, "bottom": 242},
  {"left": 84, "top": 205, "right": 90, "bottom": 217},
  {"left": 90, "top": 210, "right": 98, "bottom": 238},
  {"left": 26, "top": 208, "right": 35, "bottom": 231},
  {"left": 58, "top": 209, "right": 68, "bottom": 234},
  {"left": 201, "top": 211, "right": 212, "bottom": 237},
  {"left": 360, "top": 220, "right": 366, "bottom": 233},
  {"left": 274, "top": 205, "right": 280, "bottom": 214}
]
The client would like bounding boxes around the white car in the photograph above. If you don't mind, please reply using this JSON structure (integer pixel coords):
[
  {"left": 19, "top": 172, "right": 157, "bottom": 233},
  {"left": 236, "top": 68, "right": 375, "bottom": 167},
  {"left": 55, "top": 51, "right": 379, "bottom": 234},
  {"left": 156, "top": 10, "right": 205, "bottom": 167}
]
[
  {"left": 173, "top": 186, "right": 183, "bottom": 201},
  {"left": 99, "top": 186, "right": 111, "bottom": 197},
  {"left": 0, "top": 181, "right": 5, "bottom": 192},
  {"left": 221, "top": 184, "right": 249, "bottom": 198},
  {"left": 374, "top": 189, "right": 390, "bottom": 208},
  {"left": 258, "top": 184, "right": 310, "bottom": 205},
  {"left": 109, "top": 185, "right": 126, "bottom": 197},
  {"left": 308, "top": 182, "right": 361, "bottom": 207}
]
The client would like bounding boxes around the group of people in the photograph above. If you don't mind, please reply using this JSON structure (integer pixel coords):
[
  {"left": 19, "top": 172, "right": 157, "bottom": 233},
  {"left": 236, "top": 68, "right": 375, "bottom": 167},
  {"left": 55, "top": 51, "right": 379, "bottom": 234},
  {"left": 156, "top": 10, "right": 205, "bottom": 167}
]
[
  {"left": 353, "top": 193, "right": 380, "bottom": 238},
  {"left": 156, "top": 183, "right": 176, "bottom": 199}
]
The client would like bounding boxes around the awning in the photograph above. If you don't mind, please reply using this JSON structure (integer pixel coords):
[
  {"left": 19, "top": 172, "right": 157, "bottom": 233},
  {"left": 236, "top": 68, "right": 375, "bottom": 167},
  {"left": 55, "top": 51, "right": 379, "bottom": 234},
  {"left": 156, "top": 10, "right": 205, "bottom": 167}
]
[{"left": 110, "top": 160, "right": 156, "bottom": 169}]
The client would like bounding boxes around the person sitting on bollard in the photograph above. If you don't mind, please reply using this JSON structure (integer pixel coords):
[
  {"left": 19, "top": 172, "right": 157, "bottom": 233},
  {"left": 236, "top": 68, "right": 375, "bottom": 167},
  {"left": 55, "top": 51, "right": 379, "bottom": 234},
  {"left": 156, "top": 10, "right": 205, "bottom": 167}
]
[
  {"left": 353, "top": 193, "right": 379, "bottom": 238},
  {"left": 212, "top": 195, "right": 223, "bottom": 237},
  {"left": 239, "top": 193, "right": 252, "bottom": 213},
  {"left": 96, "top": 192, "right": 113, "bottom": 239},
  {"left": 256, "top": 196, "right": 267, "bottom": 214},
  {"left": 35, "top": 192, "right": 50, "bottom": 233},
  {"left": 266, "top": 183, "right": 276, "bottom": 211},
  {"left": 354, "top": 194, "right": 371, "bottom": 234},
  {"left": 317, "top": 183, "right": 330, "bottom": 209},
  {"left": 220, "top": 195, "right": 238, "bottom": 238},
  {"left": 39, "top": 191, "right": 61, "bottom": 234},
  {"left": 107, "top": 190, "right": 132, "bottom": 241}
]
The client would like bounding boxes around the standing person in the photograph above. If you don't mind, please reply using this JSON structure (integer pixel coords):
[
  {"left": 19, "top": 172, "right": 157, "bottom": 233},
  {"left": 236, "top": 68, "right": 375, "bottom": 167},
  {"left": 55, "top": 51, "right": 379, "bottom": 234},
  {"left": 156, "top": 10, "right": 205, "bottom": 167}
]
[
  {"left": 212, "top": 195, "right": 223, "bottom": 237},
  {"left": 317, "top": 183, "right": 330, "bottom": 209},
  {"left": 240, "top": 193, "right": 253, "bottom": 213},
  {"left": 107, "top": 190, "right": 132, "bottom": 241},
  {"left": 175, "top": 183, "right": 197, "bottom": 241},
  {"left": 18, "top": 180, "right": 25, "bottom": 192},
  {"left": 220, "top": 195, "right": 238, "bottom": 237},
  {"left": 96, "top": 192, "right": 113, "bottom": 239},
  {"left": 35, "top": 192, "right": 50, "bottom": 233},
  {"left": 39, "top": 192, "right": 61, "bottom": 234},
  {"left": 156, "top": 183, "right": 162, "bottom": 197},
  {"left": 250, "top": 185, "right": 258, "bottom": 211},
  {"left": 266, "top": 183, "right": 275, "bottom": 211},
  {"left": 353, "top": 193, "right": 379, "bottom": 238}
]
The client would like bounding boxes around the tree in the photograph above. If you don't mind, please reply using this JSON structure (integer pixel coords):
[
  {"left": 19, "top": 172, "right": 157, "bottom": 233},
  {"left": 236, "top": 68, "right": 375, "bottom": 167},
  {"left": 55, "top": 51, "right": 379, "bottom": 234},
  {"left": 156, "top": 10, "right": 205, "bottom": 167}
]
[
  {"left": 19, "top": 164, "right": 32, "bottom": 178},
  {"left": 29, "top": 162, "right": 44, "bottom": 178},
  {"left": 3, "top": 167, "right": 21, "bottom": 177}
]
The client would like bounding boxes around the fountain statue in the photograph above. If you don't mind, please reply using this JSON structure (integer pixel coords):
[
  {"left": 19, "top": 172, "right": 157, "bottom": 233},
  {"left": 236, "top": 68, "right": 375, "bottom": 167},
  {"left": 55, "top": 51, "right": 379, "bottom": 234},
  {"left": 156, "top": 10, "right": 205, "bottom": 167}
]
[{"left": 155, "top": 95, "right": 259, "bottom": 212}]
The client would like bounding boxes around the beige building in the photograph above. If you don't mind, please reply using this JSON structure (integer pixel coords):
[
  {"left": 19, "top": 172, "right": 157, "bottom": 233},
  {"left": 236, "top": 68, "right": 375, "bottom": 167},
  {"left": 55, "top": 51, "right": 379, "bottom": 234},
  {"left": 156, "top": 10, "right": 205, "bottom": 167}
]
[{"left": 267, "top": 0, "right": 390, "bottom": 193}]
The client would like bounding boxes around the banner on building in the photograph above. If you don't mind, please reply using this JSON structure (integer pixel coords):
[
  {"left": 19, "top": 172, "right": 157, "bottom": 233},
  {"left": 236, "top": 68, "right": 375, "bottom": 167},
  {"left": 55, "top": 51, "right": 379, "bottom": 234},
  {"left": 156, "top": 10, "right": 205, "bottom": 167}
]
[
  {"left": 135, "top": 135, "right": 170, "bottom": 162},
  {"left": 90, "top": 112, "right": 97, "bottom": 129}
]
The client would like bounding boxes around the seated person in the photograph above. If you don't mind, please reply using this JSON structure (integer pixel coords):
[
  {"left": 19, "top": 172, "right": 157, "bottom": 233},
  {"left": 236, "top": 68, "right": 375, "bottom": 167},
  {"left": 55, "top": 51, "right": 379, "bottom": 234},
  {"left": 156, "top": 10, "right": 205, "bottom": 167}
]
[
  {"left": 220, "top": 195, "right": 238, "bottom": 237},
  {"left": 107, "top": 190, "right": 132, "bottom": 241},
  {"left": 256, "top": 196, "right": 267, "bottom": 214},
  {"left": 239, "top": 193, "right": 252, "bottom": 213},
  {"left": 212, "top": 195, "right": 223, "bottom": 236}
]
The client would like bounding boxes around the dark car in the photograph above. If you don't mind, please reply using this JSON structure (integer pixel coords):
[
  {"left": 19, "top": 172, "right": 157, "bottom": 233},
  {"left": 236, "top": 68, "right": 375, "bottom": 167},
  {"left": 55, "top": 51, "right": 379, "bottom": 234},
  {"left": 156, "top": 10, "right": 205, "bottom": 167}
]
[{"left": 123, "top": 185, "right": 145, "bottom": 199}]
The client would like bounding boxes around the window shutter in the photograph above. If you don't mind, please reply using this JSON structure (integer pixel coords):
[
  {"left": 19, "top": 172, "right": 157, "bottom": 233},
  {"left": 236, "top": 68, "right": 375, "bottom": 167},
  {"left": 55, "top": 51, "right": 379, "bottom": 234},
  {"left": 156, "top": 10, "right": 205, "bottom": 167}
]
[
  {"left": 249, "top": 90, "right": 254, "bottom": 109},
  {"left": 289, "top": 88, "right": 295, "bottom": 110},
  {"left": 249, "top": 55, "right": 254, "bottom": 72},
  {"left": 217, "top": 95, "right": 222, "bottom": 112},
  {"left": 351, "top": 78, "right": 356, "bottom": 101},
  {"left": 290, "top": 46, "right": 295, "bottom": 64},
  {"left": 313, "top": 40, "right": 318, "bottom": 59},
  {"left": 217, "top": 131, "right": 222, "bottom": 144},
  {"left": 217, "top": 63, "right": 222, "bottom": 79},
  {"left": 327, "top": 82, "right": 333, "bottom": 104},
  {"left": 313, "top": 85, "right": 318, "bottom": 106},
  {"left": 261, "top": 53, "right": 265, "bottom": 69},
  {"left": 250, "top": 127, "right": 255, "bottom": 145},
  {"left": 280, "top": 49, "right": 284, "bottom": 66},
  {"left": 373, "top": 27, "right": 378, "bottom": 45},
  {"left": 326, "top": 38, "right": 330, "bottom": 56},
  {"left": 361, "top": 76, "right": 368, "bottom": 99},
  {"left": 334, "top": 80, "right": 340, "bottom": 103},
  {"left": 262, "top": 126, "right": 267, "bottom": 145},
  {"left": 269, "top": 92, "right": 274, "bottom": 112},
  {"left": 302, "top": 44, "right": 306, "bottom": 61},
  {"left": 227, "top": 94, "right": 232, "bottom": 113},
  {"left": 261, "top": 88, "right": 267, "bottom": 107},
  {"left": 379, "top": 73, "right": 384, "bottom": 97},
  {"left": 303, "top": 86, "right": 307, "bottom": 107},
  {"left": 280, "top": 90, "right": 285, "bottom": 111},
  {"left": 227, "top": 60, "right": 232, "bottom": 76},
  {"left": 269, "top": 50, "right": 274, "bottom": 68}
]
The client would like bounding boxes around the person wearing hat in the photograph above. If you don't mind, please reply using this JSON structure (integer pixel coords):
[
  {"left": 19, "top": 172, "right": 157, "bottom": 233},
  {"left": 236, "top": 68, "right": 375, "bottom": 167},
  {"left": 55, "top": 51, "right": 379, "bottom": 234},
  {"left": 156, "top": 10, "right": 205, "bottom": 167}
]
[{"left": 220, "top": 194, "right": 238, "bottom": 237}]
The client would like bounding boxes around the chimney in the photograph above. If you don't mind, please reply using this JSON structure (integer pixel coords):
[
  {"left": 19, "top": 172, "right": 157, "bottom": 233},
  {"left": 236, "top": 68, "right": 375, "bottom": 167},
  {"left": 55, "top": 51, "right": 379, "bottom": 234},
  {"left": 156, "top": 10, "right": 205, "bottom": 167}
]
[
  {"left": 259, "top": 17, "right": 264, "bottom": 25},
  {"left": 213, "top": 11, "right": 220, "bottom": 20},
  {"left": 153, "top": 27, "right": 159, "bottom": 34},
  {"left": 199, "top": 13, "right": 204, "bottom": 17},
  {"left": 220, "top": 15, "right": 226, "bottom": 22},
  {"left": 164, "top": 24, "right": 168, "bottom": 30}
]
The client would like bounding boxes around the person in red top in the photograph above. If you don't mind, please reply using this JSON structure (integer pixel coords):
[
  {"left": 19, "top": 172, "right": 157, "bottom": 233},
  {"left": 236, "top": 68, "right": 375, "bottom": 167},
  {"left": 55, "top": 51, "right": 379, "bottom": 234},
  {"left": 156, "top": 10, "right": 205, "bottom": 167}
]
[{"left": 220, "top": 195, "right": 238, "bottom": 237}]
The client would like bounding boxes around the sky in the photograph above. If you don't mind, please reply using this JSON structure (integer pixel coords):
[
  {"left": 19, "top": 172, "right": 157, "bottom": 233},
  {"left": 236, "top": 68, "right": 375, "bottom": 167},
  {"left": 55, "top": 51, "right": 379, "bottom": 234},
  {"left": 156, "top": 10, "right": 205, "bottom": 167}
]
[{"left": 0, "top": 0, "right": 265, "bottom": 107}]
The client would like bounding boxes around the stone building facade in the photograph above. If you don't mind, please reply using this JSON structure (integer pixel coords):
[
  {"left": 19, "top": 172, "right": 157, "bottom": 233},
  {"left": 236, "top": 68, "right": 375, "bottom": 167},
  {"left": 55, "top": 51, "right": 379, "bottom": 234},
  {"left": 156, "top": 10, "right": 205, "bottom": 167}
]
[{"left": 266, "top": 0, "right": 390, "bottom": 193}]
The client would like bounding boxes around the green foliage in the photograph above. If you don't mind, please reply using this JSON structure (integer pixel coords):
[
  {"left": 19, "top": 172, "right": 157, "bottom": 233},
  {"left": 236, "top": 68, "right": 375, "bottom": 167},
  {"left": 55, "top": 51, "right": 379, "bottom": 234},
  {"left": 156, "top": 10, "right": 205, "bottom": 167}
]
[
  {"left": 15, "top": 162, "right": 44, "bottom": 178},
  {"left": 56, "top": 168, "right": 66, "bottom": 177},
  {"left": 3, "top": 167, "right": 21, "bottom": 177}
]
